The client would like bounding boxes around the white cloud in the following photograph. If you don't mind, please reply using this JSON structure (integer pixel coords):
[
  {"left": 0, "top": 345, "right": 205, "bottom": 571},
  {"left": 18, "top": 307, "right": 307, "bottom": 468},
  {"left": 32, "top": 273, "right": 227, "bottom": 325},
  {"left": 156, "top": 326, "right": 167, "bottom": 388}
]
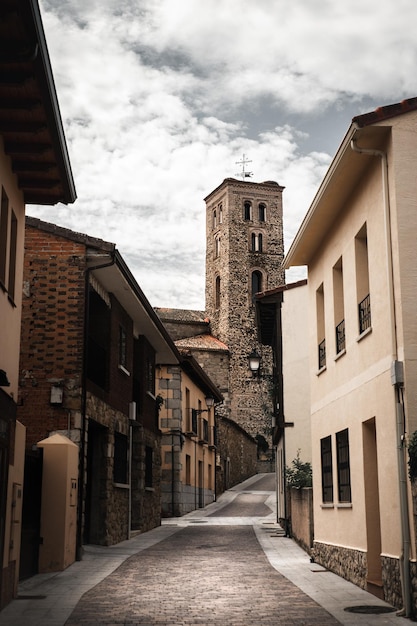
[{"left": 31, "top": 0, "right": 417, "bottom": 308}]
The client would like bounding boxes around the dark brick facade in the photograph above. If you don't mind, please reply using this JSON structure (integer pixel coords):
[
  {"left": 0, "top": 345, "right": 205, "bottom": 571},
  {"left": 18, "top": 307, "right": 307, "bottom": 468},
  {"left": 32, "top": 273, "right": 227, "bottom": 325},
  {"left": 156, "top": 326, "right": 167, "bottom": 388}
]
[{"left": 18, "top": 217, "right": 170, "bottom": 551}]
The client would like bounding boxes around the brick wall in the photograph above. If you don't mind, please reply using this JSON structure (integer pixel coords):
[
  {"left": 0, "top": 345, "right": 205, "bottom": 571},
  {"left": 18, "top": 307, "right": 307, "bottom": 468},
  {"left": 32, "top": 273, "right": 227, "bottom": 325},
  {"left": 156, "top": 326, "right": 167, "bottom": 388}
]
[{"left": 18, "top": 225, "right": 86, "bottom": 447}]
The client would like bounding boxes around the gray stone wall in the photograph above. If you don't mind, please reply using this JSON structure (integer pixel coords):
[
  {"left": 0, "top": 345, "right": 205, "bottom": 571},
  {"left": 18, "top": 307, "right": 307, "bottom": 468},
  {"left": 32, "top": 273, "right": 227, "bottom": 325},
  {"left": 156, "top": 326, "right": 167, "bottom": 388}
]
[
  {"left": 313, "top": 541, "right": 406, "bottom": 611},
  {"left": 312, "top": 541, "right": 367, "bottom": 590},
  {"left": 205, "top": 179, "right": 285, "bottom": 442},
  {"left": 215, "top": 415, "right": 257, "bottom": 496}
]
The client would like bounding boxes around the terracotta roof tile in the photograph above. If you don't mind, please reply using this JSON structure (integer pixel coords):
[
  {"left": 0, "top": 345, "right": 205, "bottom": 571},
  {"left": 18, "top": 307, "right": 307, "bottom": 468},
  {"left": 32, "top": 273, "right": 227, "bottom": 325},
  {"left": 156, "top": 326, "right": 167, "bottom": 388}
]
[
  {"left": 175, "top": 334, "right": 229, "bottom": 352},
  {"left": 353, "top": 97, "right": 417, "bottom": 128}
]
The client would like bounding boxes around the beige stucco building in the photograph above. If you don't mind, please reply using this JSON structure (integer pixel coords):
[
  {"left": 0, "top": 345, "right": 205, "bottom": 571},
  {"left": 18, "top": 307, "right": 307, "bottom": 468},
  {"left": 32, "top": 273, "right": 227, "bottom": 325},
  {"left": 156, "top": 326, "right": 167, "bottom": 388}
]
[
  {"left": 0, "top": 0, "right": 75, "bottom": 608},
  {"left": 284, "top": 97, "right": 417, "bottom": 615},
  {"left": 159, "top": 354, "right": 222, "bottom": 517}
]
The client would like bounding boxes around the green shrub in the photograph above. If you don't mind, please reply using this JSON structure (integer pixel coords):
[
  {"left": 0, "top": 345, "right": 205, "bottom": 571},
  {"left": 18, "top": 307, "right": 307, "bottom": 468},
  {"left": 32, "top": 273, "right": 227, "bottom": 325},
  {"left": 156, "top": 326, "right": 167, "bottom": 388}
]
[
  {"left": 408, "top": 431, "right": 417, "bottom": 482},
  {"left": 286, "top": 449, "right": 312, "bottom": 488}
]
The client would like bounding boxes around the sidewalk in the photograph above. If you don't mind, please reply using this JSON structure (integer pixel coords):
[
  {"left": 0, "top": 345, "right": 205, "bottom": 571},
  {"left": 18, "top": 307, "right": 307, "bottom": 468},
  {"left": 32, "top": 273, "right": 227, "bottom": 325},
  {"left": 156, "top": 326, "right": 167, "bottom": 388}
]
[{"left": 0, "top": 474, "right": 411, "bottom": 625}]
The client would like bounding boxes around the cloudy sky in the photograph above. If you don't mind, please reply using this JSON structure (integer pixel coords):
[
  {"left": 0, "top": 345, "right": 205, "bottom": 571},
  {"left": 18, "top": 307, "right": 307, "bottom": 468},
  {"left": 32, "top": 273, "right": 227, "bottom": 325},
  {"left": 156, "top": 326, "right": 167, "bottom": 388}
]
[{"left": 28, "top": 0, "right": 417, "bottom": 309}]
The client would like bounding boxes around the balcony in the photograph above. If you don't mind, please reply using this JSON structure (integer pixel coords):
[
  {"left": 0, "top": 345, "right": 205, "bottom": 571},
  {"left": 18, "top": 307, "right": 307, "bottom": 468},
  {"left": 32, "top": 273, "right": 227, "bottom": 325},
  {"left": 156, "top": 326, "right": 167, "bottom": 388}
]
[
  {"left": 335, "top": 319, "right": 345, "bottom": 354},
  {"left": 318, "top": 339, "right": 326, "bottom": 370},
  {"left": 358, "top": 294, "right": 371, "bottom": 334}
]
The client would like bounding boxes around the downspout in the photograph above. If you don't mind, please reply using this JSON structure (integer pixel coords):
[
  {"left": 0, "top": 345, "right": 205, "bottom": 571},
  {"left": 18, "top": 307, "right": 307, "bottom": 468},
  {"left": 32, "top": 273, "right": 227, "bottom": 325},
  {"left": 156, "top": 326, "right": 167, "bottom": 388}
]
[
  {"left": 350, "top": 137, "right": 411, "bottom": 617},
  {"left": 76, "top": 251, "right": 116, "bottom": 561}
]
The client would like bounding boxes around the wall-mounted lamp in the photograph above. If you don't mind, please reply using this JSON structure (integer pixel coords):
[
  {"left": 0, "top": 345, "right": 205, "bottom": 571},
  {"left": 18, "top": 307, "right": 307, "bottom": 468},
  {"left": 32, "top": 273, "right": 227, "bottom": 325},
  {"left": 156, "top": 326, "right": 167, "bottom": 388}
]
[
  {"left": 248, "top": 350, "right": 261, "bottom": 378},
  {"left": 0, "top": 369, "right": 10, "bottom": 387},
  {"left": 193, "top": 396, "right": 215, "bottom": 416}
]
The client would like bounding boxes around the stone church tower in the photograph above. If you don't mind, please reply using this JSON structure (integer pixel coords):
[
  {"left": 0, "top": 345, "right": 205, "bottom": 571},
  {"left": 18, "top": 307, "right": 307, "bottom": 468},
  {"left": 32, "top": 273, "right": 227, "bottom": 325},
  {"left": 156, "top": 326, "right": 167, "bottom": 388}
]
[{"left": 204, "top": 177, "right": 285, "bottom": 440}]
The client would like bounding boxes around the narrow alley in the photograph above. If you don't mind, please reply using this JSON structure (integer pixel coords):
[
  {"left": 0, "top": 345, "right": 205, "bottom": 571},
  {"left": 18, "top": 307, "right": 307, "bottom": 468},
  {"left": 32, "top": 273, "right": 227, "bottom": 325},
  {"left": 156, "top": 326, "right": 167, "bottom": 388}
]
[{"left": 0, "top": 474, "right": 408, "bottom": 626}]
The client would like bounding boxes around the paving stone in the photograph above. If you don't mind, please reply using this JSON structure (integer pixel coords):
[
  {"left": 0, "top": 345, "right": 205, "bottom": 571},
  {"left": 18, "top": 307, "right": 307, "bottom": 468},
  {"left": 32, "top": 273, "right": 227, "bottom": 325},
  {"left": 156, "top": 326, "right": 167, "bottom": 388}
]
[{"left": 65, "top": 525, "right": 339, "bottom": 625}]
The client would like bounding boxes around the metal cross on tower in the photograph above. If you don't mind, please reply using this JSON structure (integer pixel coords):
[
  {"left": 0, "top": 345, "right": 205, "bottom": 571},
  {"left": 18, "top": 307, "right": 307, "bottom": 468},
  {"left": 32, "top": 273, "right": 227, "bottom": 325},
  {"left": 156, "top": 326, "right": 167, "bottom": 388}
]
[{"left": 235, "top": 154, "right": 253, "bottom": 180}]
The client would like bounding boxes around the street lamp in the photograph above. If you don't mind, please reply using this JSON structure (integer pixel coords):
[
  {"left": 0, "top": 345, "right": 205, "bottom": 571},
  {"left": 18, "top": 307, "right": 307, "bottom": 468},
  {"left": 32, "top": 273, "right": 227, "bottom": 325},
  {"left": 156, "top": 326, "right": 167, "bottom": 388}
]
[{"left": 248, "top": 350, "right": 261, "bottom": 378}]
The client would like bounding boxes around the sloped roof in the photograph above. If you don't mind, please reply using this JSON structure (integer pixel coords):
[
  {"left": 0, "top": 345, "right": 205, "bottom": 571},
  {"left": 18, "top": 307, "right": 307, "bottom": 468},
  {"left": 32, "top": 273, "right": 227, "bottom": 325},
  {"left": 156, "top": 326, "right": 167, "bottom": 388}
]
[
  {"left": 26, "top": 215, "right": 114, "bottom": 253},
  {"left": 155, "top": 308, "right": 208, "bottom": 324},
  {"left": 25, "top": 216, "right": 180, "bottom": 365},
  {"left": 353, "top": 97, "right": 417, "bottom": 128},
  {"left": 284, "top": 97, "right": 416, "bottom": 268},
  {"left": 0, "top": 0, "right": 76, "bottom": 205},
  {"left": 175, "top": 334, "right": 229, "bottom": 352}
]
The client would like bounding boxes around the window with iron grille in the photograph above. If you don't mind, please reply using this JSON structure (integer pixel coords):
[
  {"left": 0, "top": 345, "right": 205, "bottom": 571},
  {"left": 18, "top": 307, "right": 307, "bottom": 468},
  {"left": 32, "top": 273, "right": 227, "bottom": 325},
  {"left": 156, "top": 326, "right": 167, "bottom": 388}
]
[
  {"left": 358, "top": 294, "right": 371, "bottom": 334},
  {"left": 336, "top": 428, "right": 351, "bottom": 502},
  {"left": 335, "top": 319, "right": 345, "bottom": 354},
  {"left": 320, "top": 435, "right": 333, "bottom": 503},
  {"left": 316, "top": 283, "right": 325, "bottom": 369},
  {"left": 333, "top": 257, "right": 345, "bottom": 355},
  {"left": 355, "top": 224, "right": 371, "bottom": 335},
  {"left": 318, "top": 339, "right": 326, "bottom": 370}
]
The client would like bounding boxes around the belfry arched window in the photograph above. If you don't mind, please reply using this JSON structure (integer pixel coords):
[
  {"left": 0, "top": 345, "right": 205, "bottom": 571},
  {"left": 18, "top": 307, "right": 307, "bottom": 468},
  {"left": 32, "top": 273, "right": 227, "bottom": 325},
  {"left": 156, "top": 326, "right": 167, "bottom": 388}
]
[
  {"left": 258, "top": 203, "right": 266, "bottom": 222},
  {"left": 251, "top": 232, "right": 264, "bottom": 252},
  {"left": 251, "top": 270, "right": 263, "bottom": 298},
  {"left": 213, "top": 209, "right": 217, "bottom": 229},
  {"left": 214, "top": 235, "right": 221, "bottom": 258},
  {"left": 215, "top": 276, "right": 221, "bottom": 309},
  {"left": 244, "top": 201, "right": 252, "bottom": 221}
]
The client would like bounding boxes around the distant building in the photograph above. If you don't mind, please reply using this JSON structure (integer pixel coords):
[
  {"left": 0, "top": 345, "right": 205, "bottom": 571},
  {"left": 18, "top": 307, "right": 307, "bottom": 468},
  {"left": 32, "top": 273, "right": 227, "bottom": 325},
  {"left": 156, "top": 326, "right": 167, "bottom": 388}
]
[
  {"left": 156, "top": 176, "right": 286, "bottom": 493},
  {"left": 284, "top": 97, "right": 417, "bottom": 615},
  {"left": 0, "top": 0, "right": 75, "bottom": 608},
  {"left": 159, "top": 353, "right": 222, "bottom": 517}
]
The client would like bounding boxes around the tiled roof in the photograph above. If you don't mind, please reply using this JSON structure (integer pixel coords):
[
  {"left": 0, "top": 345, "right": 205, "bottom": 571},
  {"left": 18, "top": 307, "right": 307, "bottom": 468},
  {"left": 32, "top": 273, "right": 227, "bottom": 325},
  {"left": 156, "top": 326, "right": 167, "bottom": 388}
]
[
  {"left": 353, "top": 97, "right": 417, "bottom": 128},
  {"left": 175, "top": 334, "right": 229, "bottom": 352}
]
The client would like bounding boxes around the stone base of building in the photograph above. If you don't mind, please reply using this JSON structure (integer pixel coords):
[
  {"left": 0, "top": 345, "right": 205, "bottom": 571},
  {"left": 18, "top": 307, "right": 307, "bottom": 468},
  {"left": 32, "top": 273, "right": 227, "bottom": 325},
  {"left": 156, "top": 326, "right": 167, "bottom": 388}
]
[
  {"left": 312, "top": 541, "right": 367, "bottom": 590},
  {"left": 161, "top": 485, "right": 215, "bottom": 517},
  {"left": 312, "top": 541, "right": 407, "bottom": 611}
]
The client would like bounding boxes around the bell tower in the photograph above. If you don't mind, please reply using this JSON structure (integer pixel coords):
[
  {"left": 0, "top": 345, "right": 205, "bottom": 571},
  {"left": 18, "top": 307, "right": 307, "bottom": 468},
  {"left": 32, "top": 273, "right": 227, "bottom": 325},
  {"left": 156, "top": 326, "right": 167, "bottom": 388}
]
[{"left": 204, "top": 177, "right": 285, "bottom": 439}]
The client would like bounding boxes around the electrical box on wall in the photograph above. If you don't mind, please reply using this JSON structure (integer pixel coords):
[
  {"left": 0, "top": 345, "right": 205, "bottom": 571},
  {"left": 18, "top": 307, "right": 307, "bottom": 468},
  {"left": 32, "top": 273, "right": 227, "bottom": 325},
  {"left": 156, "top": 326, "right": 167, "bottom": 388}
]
[{"left": 50, "top": 385, "right": 63, "bottom": 404}]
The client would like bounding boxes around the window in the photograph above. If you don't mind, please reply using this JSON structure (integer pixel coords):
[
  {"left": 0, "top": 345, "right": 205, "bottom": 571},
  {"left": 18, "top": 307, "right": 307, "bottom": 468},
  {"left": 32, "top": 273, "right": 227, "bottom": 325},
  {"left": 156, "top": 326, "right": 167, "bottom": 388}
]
[
  {"left": 336, "top": 428, "right": 351, "bottom": 502},
  {"left": 214, "top": 235, "right": 221, "bottom": 258},
  {"left": 244, "top": 201, "right": 252, "bottom": 221},
  {"left": 213, "top": 209, "right": 217, "bottom": 228},
  {"left": 333, "top": 257, "right": 345, "bottom": 354},
  {"left": 219, "top": 203, "right": 223, "bottom": 223},
  {"left": 316, "top": 283, "right": 325, "bottom": 369},
  {"left": 251, "top": 270, "right": 263, "bottom": 299},
  {"left": 0, "top": 188, "right": 9, "bottom": 287},
  {"left": 145, "top": 446, "right": 153, "bottom": 488},
  {"left": 87, "top": 289, "right": 111, "bottom": 390},
  {"left": 186, "top": 455, "right": 191, "bottom": 485},
  {"left": 146, "top": 355, "right": 155, "bottom": 395},
  {"left": 119, "top": 325, "right": 127, "bottom": 368},
  {"left": 251, "top": 232, "right": 263, "bottom": 252},
  {"left": 258, "top": 203, "right": 266, "bottom": 222},
  {"left": 7, "top": 211, "right": 17, "bottom": 302},
  {"left": 114, "top": 432, "right": 128, "bottom": 484},
  {"left": 321, "top": 436, "right": 333, "bottom": 503},
  {"left": 202, "top": 418, "right": 209, "bottom": 442},
  {"left": 355, "top": 224, "right": 371, "bottom": 334},
  {"left": 215, "top": 276, "right": 220, "bottom": 309}
]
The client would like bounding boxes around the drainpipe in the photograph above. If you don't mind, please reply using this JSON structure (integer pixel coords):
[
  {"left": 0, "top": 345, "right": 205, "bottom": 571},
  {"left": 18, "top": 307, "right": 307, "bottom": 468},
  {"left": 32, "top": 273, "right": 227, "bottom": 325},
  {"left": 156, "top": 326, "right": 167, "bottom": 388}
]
[
  {"left": 76, "top": 251, "right": 116, "bottom": 561},
  {"left": 350, "top": 137, "right": 411, "bottom": 617}
]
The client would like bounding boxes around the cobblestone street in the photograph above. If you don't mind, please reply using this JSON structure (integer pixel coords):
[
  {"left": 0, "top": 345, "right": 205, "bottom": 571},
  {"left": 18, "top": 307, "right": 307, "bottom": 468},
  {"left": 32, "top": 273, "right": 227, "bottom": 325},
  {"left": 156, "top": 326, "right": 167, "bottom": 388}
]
[
  {"left": 65, "top": 524, "right": 338, "bottom": 626},
  {"left": 1, "top": 473, "right": 408, "bottom": 626}
]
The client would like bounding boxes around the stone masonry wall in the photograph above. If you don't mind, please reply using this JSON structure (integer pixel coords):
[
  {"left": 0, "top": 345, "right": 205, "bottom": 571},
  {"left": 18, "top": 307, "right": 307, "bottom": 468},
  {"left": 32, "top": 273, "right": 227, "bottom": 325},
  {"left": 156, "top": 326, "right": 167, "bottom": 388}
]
[
  {"left": 205, "top": 179, "right": 285, "bottom": 442},
  {"left": 216, "top": 414, "right": 257, "bottom": 496}
]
